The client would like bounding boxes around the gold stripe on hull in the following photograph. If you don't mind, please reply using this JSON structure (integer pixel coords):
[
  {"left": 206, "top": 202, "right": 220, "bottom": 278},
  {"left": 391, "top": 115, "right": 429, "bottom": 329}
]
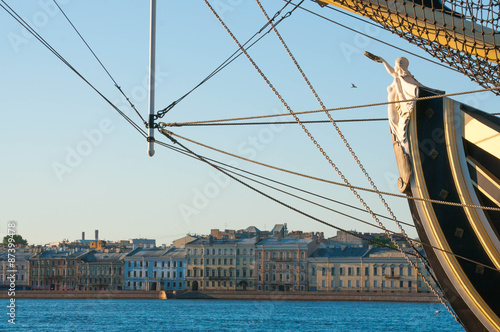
[{"left": 444, "top": 100, "right": 500, "bottom": 271}]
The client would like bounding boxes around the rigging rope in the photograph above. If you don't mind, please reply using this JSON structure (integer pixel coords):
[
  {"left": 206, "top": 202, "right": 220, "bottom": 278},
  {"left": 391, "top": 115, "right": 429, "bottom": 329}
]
[
  {"left": 158, "top": 129, "right": 416, "bottom": 252},
  {"left": 155, "top": 1, "right": 295, "bottom": 118},
  {"left": 295, "top": 0, "right": 461, "bottom": 72},
  {"left": 161, "top": 87, "right": 499, "bottom": 127},
  {"left": 310, "top": 0, "right": 500, "bottom": 94},
  {"left": 0, "top": 1, "right": 147, "bottom": 138},
  {"left": 155, "top": 135, "right": 500, "bottom": 273},
  {"left": 164, "top": 131, "right": 500, "bottom": 211},
  {"left": 166, "top": 118, "right": 387, "bottom": 126},
  {"left": 257, "top": 0, "right": 434, "bottom": 294},
  {"left": 52, "top": 0, "right": 147, "bottom": 127},
  {"left": 205, "top": 1, "right": 453, "bottom": 314}
]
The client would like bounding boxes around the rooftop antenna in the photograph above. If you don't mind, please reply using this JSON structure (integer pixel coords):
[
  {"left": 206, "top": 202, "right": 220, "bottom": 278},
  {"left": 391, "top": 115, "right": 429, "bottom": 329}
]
[{"left": 147, "top": 0, "right": 157, "bottom": 157}]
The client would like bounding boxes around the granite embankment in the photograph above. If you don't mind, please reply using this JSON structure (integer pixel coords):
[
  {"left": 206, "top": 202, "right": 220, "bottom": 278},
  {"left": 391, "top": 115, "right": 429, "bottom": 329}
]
[{"left": 2, "top": 290, "right": 439, "bottom": 302}]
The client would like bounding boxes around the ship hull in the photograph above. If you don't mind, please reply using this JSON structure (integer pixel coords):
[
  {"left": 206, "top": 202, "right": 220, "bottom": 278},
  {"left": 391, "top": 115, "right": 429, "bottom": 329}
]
[{"left": 407, "top": 89, "right": 500, "bottom": 331}]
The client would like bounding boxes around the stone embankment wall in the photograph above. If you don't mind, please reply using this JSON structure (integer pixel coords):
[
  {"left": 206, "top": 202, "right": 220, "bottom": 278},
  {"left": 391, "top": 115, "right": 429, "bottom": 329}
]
[{"left": 3, "top": 290, "right": 438, "bottom": 302}]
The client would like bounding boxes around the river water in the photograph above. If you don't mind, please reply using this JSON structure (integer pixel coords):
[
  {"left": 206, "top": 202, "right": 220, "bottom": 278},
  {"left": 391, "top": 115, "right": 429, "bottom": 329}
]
[{"left": 2, "top": 299, "right": 464, "bottom": 331}]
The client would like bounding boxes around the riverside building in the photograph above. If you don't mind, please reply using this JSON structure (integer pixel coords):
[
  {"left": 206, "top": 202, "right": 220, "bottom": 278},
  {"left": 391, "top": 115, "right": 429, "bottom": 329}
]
[
  {"left": 255, "top": 237, "right": 321, "bottom": 292},
  {"left": 76, "top": 252, "right": 126, "bottom": 291},
  {"left": 29, "top": 249, "right": 89, "bottom": 290},
  {"left": 0, "top": 250, "right": 33, "bottom": 290},
  {"left": 124, "top": 247, "right": 186, "bottom": 291},
  {"left": 185, "top": 237, "right": 257, "bottom": 291},
  {"left": 308, "top": 245, "right": 437, "bottom": 292}
]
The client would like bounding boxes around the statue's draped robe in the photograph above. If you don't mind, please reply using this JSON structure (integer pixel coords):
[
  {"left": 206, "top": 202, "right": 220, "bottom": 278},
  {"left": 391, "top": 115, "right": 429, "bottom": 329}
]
[{"left": 387, "top": 71, "right": 421, "bottom": 155}]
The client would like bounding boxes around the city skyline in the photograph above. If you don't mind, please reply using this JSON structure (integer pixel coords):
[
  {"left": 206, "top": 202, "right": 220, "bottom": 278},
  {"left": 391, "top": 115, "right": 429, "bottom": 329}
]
[{"left": 2, "top": 1, "right": 498, "bottom": 247}]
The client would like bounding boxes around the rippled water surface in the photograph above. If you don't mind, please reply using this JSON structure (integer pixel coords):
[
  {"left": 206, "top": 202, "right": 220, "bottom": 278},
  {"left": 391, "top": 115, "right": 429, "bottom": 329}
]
[{"left": 2, "top": 299, "right": 464, "bottom": 331}]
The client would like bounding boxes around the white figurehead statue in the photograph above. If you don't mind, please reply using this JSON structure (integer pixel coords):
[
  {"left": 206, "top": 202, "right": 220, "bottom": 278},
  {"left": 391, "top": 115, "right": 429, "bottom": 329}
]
[{"left": 365, "top": 52, "right": 426, "bottom": 192}]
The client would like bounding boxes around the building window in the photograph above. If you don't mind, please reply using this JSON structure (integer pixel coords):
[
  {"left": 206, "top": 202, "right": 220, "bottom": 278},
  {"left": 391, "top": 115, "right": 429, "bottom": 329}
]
[
  {"left": 373, "top": 267, "right": 378, "bottom": 276},
  {"left": 331, "top": 280, "right": 335, "bottom": 288},
  {"left": 400, "top": 280, "right": 404, "bottom": 288},
  {"left": 356, "top": 267, "right": 360, "bottom": 276},
  {"left": 321, "top": 268, "right": 326, "bottom": 276},
  {"left": 311, "top": 266, "right": 316, "bottom": 276},
  {"left": 339, "top": 267, "right": 344, "bottom": 276},
  {"left": 348, "top": 267, "right": 353, "bottom": 276},
  {"left": 330, "top": 267, "right": 335, "bottom": 276},
  {"left": 365, "top": 267, "right": 369, "bottom": 276},
  {"left": 339, "top": 280, "right": 344, "bottom": 288},
  {"left": 374, "top": 280, "right": 378, "bottom": 288},
  {"left": 348, "top": 280, "right": 352, "bottom": 288},
  {"left": 356, "top": 280, "right": 360, "bottom": 288},
  {"left": 408, "top": 266, "right": 412, "bottom": 276}
]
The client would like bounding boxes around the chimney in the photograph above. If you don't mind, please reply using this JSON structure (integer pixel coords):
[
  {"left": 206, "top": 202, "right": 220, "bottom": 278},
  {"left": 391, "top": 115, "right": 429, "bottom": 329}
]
[
  {"left": 95, "top": 230, "right": 99, "bottom": 241},
  {"left": 82, "top": 232, "right": 85, "bottom": 241}
]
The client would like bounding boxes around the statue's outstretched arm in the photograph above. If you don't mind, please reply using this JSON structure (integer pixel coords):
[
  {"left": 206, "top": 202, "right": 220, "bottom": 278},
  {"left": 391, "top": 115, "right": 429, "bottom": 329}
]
[{"left": 364, "top": 51, "right": 395, "bottom": 77}]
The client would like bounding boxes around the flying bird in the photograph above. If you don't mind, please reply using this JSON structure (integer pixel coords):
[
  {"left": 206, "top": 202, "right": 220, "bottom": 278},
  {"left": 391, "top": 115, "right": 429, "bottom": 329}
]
[{"left": 351, "top": 83, "right": 357, "bottom": 88}]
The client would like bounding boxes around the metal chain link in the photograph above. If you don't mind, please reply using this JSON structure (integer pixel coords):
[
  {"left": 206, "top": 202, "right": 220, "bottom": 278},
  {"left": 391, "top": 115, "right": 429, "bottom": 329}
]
[
  {"left": 256, "top": 0, "right": 458, "bottom": 317},
  {"left": 204, "top": 0, "right": 457, "bottom": 318}
]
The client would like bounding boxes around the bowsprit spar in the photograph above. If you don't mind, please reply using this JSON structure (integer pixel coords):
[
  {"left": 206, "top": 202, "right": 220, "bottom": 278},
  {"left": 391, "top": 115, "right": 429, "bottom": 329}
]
[{"left": 316, "top": 0, "right": 500, "bottom": 92}]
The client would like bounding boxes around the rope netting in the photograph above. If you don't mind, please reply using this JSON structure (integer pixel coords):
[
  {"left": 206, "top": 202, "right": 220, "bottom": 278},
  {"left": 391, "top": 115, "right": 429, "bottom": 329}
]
[{"left": 317, "top": 0, "right": 500, "bottom": 93}]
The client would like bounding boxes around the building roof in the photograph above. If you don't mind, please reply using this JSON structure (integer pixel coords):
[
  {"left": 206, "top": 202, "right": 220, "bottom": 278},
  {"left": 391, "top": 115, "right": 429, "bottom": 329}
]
[
  {"left": 244, "top": 226, "right": 260, "bottom": 233},
  {"left": 29, "top": 249, "right": 90, "bottom": 260},
  {"left": 309, "top": 247, "right": 370, "bottom": 258},
  {"left": 0, "top": 251, "right": 34, "bottom": 260},
  {"left": 310, "top": 246, "right": 419, "bottom": 259},
  {"left": 80, "top": 252, "right": 127, "bottom": 262},
  {"left": 187, "top": 237, "right": 257, "bottom": 246},
  {"left": 125, "top": 247, "right": 186, "bottom": 259},
  {"left": 271, "top": 224, "right": 285, "bottom": 234},
  {"left": 256, "top": 237, "right": 313, "bottom": 246}
]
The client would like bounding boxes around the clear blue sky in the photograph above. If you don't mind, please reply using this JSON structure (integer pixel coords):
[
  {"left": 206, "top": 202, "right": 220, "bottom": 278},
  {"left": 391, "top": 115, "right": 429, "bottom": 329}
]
[{"left": 0, "top": 0, "right": 497, "bottom": 245}]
